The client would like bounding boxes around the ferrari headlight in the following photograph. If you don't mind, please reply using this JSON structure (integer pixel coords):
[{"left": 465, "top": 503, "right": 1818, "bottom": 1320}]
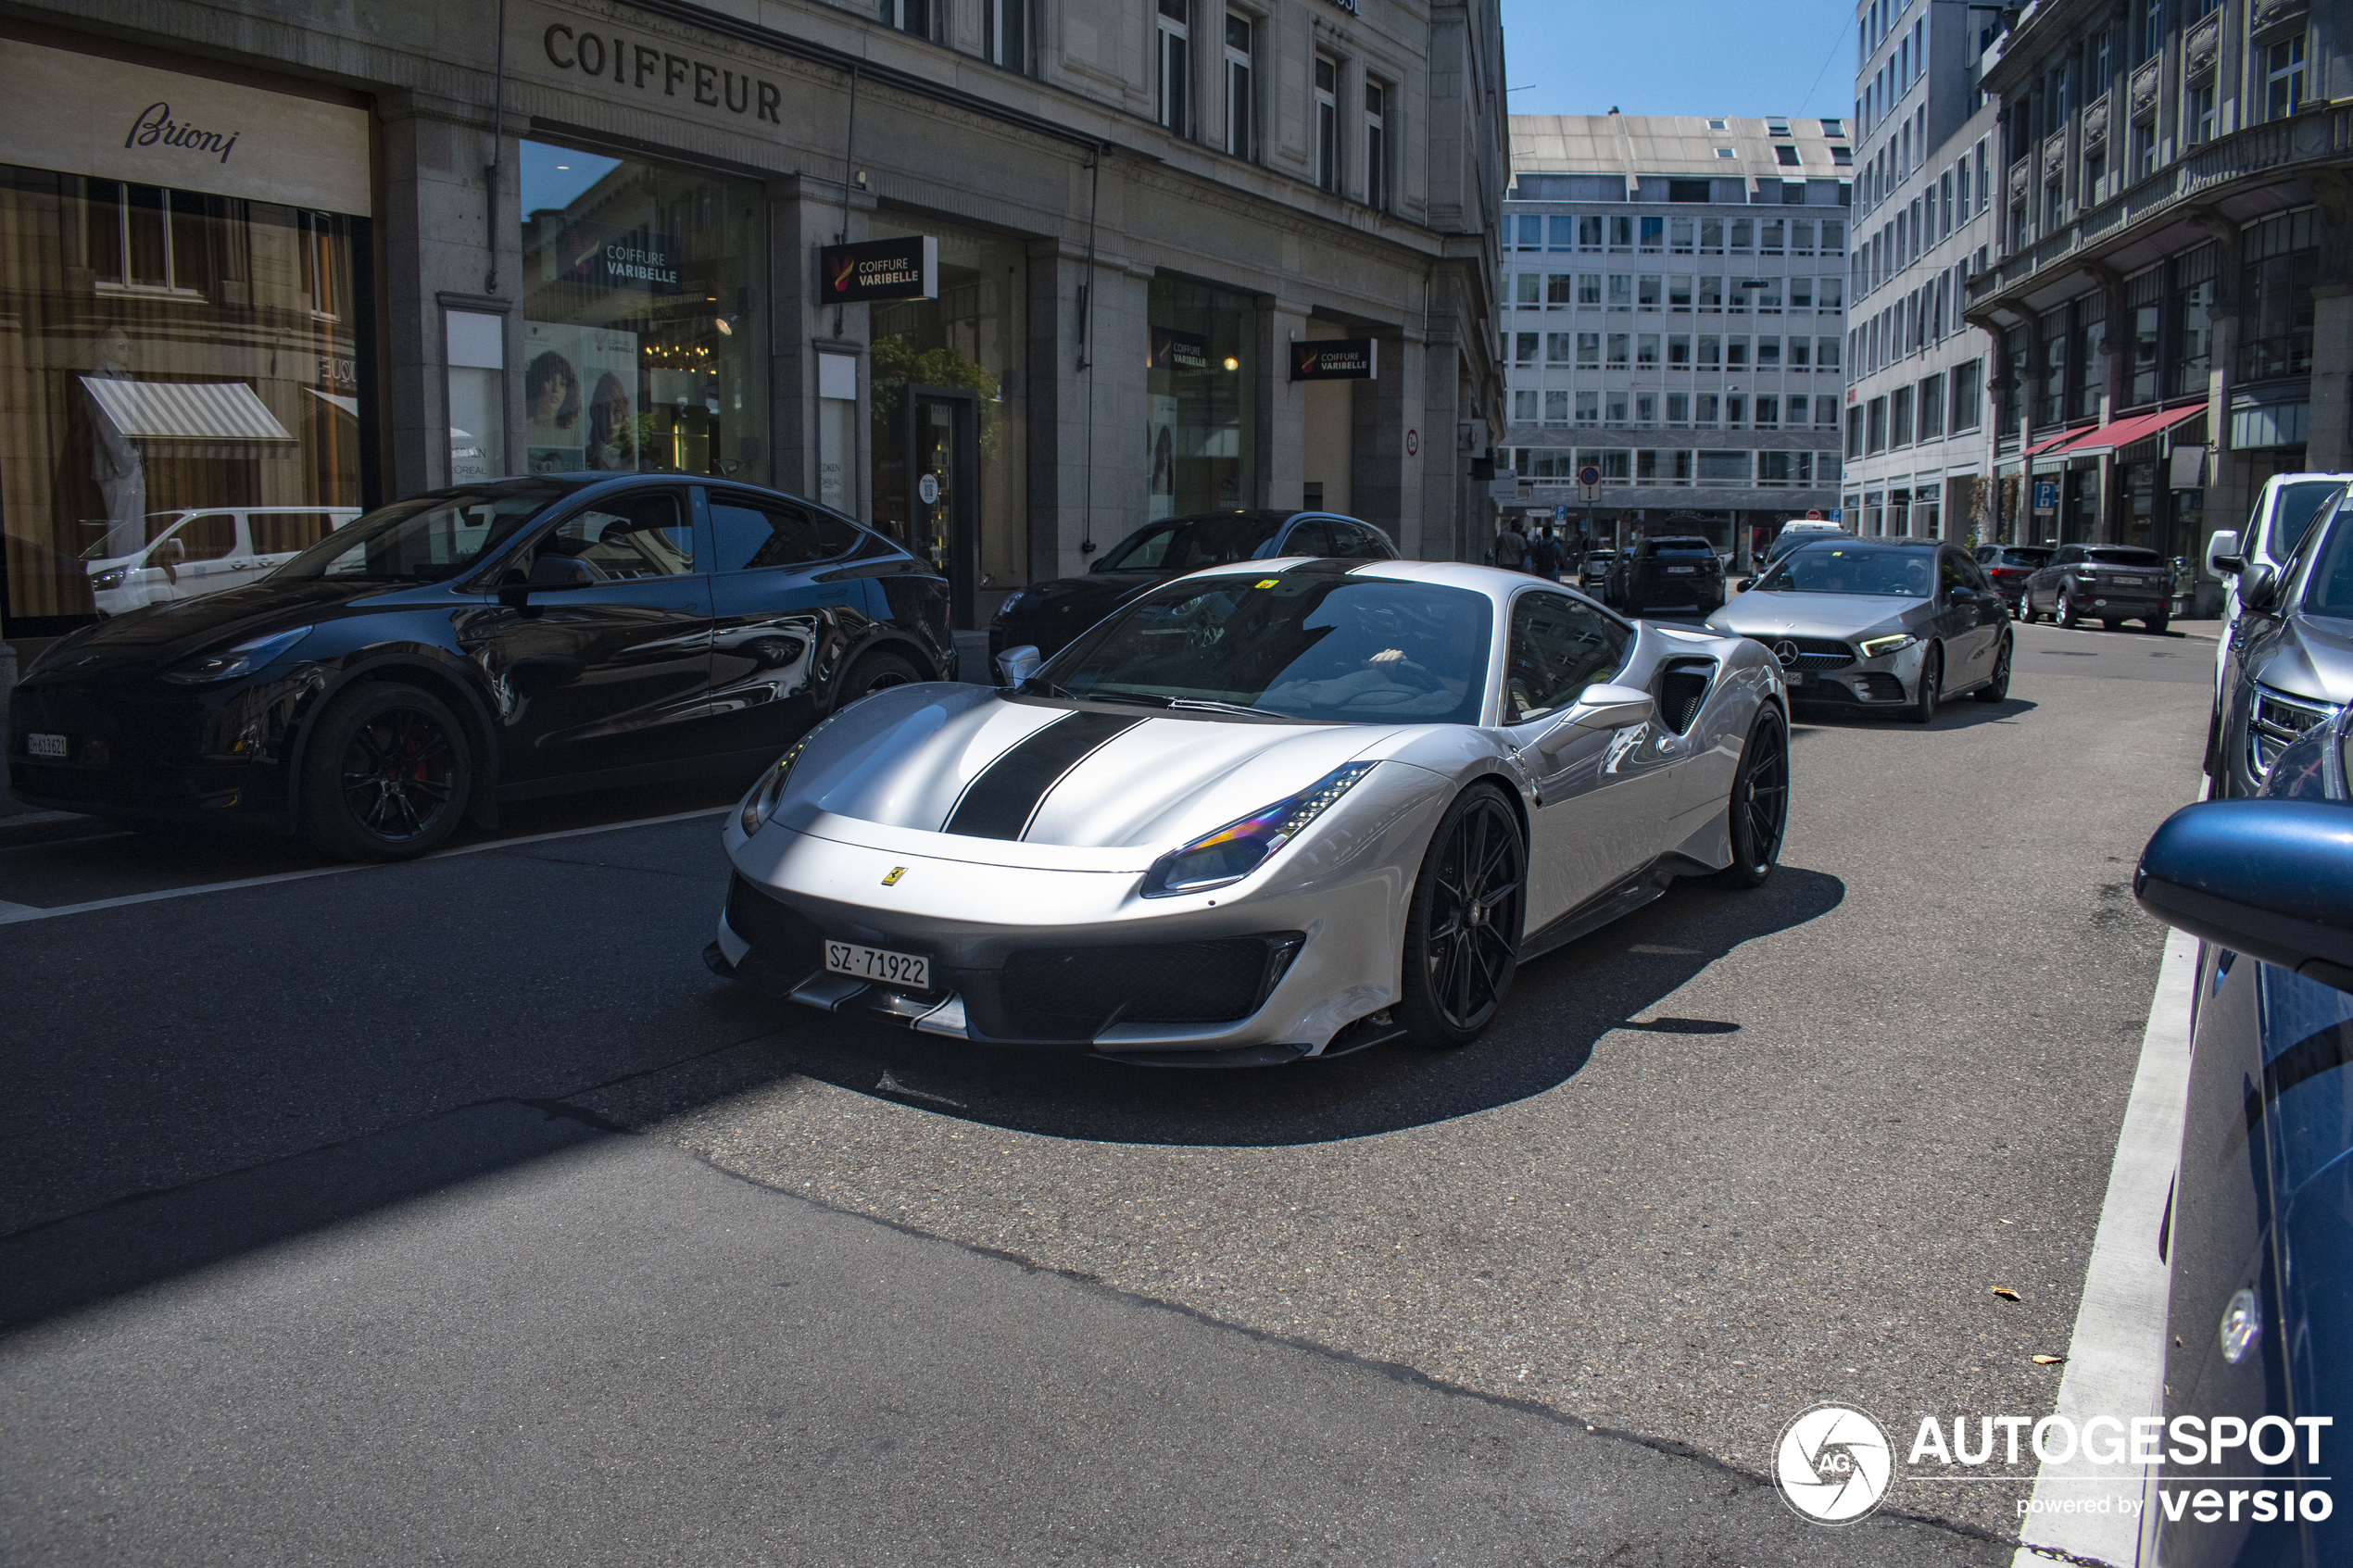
[
  {"left": 738, "top": 740, "right": 808, "bottom": 836},
  {"left": 1140, "top": 762, "right": 1375, "bottom": 898},
  {"left": 161, "top": 625, "right": 313, "bottom": 684},
  {"left": 1857, "top": 633, "right": 1917, "bottom": 660}
]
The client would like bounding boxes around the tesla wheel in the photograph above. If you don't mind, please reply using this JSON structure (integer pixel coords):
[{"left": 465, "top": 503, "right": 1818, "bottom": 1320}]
[
  {"left": 1974, "top": 633, "right": 2013, "bottom": 702},
  {"left": 1715, "top": 709, "right": 1788, "bottom": 889},
  {"left": 1400, "top": 784, "right": 1525, "bottom": 1049},
  {"left": 301, "top": 684, "right": 472, "bottom": 862},
  {"left": 839, "top": 650, "right": 922, "bottom": 703},
  {"left": 2055, "top": 591, "right": 2080, "bottom": 629},
  {"left": 1905, "top": 646, "right": 1943, "bottom": 725}
]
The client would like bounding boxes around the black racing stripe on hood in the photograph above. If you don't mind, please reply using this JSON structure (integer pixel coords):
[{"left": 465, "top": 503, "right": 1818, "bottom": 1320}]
[{"left": 941, "top": 711, "right": 1146, "bottom": 840}]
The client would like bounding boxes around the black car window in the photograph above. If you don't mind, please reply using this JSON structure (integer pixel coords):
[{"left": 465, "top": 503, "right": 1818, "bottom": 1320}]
[
  {"left": 2082, "top": 546, "right": 2163, "bottom": 566},
  {"left": 1752, "top": 545, "right": 1934, "bottom": 597},
  {"left": 2299, "top": 503, "right": 2353, "bottom": 617},
  {"left": 1504, "top": 591, "right": 1631, "bottom": 722},
  {"left": 710, "top": 497, "right": 857, "bottom": 571},
  {"left": 2053, "top": 546, "right": 2084, "bottom": 565},
  {"left": 275, "top": 481, "right": 571, "bottom": 583},
  {"left": 1097, "top": 513, "right": 1286, "bottom": 571},
  {"left": 1973, "top": 546, "right": 1995, "bottom": 563},
  {"left": 536, "top": 492, "right": 693, "bottom": 579},
  {"left": 2268, "top": 479, "right": 2347, "bottom": 559},
  {"left": 1327, "top": 520, "right": 1386, "bottom": 558},
  {"left": 1650, "top": 538, "right": 1715, "bottom": 557},
  {"left": 165, "top": 513, "right": 235, "bottom": 563},
  {"left": 1282, "top": 517, "right": 1336, "bottom": 557},
  {"left": 1939, "top": 551, "right": 1970, "bottom": 596}
]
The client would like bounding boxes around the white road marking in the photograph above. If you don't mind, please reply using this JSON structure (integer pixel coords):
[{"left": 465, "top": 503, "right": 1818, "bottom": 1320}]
[
  {"left": 0, "top": 806, "right": 730, "bottom": 925},
  {"left": 2009, "top": 924, "right": 2200, "bottom": 1568}
]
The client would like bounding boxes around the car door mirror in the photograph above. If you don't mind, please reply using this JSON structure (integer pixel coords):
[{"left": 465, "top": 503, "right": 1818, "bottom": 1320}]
[
  {"left": 1734, "top": 576, "right": 1755, "bottom": 593},
  {"left": 1563, "top": 683, "right": 1656, "bottom": 735},
  {"left": 156, "top": 537, "right": 185, "bottom": 565},
  {"left": 2135, "top": 799, "right": 2353, "bottom": 994},
  {"left": 2204, "top": 529, "right": 2242, "bottom": 578},
  {"left": 2240, "top": 563, "right": 2280, "bottom": 611},
  {"left": 1948, "top": 584, "right": 1977, "bottom": 603},
  {"left": 996, "top": 644, "right": 1041, "bottom": 686}
]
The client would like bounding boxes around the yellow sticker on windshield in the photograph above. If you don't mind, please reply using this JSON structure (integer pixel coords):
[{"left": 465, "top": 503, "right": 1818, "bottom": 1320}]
[{"left": 1255, "top": 579, "right": 1280, "bottom": 588}]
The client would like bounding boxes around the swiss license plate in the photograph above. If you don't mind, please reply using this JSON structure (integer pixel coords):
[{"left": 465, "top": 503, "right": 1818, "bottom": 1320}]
[
  {"left": 27, "top": 733, "right": 68, "bottom": 759},
  {"left": 1784, "top": 671, "right": 1808, "bottom": 686},
  {"left": 825, "top": 940, "right": 931, "bottom": 990},
  {"left": 1666, "top": 565, "right": 1696, "bottom": 574}
]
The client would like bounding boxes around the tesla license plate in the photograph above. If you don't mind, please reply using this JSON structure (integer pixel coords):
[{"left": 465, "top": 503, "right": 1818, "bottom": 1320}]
[
  {"left": 26, "top": 733, "right": 68, "bottom": 759},
  {"left": 825, "top": 941, "right": 931, "bottom": 990}
]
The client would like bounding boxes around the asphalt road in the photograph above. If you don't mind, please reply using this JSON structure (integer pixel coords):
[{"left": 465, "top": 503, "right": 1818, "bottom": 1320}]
[{"left": 0, "top": 617, "right": 2212, "bottom": 1564}]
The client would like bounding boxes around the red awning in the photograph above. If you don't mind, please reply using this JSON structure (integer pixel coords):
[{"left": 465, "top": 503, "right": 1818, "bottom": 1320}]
[
  {"left": 2023, "top": 425, "right": 2093, "bottom": 458},
  {"left": 2047, "top": 402, "right": 2207, "bottom": 458}
]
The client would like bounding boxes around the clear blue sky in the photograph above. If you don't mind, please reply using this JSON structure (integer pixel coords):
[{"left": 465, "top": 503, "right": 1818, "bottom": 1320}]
[{"left": 1499, "top": 0, "right": 1858, "bottom": 123}]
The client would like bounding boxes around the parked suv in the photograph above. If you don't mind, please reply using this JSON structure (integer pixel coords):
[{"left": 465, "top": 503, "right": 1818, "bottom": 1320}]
[
  {"left": 1972, "top": 544, "right": 2055, "bottom": 619},
  {"left": 2019, "top": 544, "right": 2171, "bottom": 631},
  {"left": 1606, "top": 536, "right": 1725, "bottom": 614},
  {"left": 2207, "top": 471, "right": 2353, "bottom": 691},
  {"left": 82, "top": 507, "right": 363, "bottom": 616}
]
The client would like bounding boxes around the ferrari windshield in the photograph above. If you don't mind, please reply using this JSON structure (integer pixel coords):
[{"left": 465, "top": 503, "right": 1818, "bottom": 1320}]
[
  {"left": 1096, "top": 512, "right": 1287, "bottom": 571},
  {"left": 1038, "top": 572, "right": 1494, "bottom": 725},
  {"left": 269, "top": 481, "right": 571, "bottom": 583},
  {"left": 1749, "top": 544, "right": 1934, "bottom": 598}
]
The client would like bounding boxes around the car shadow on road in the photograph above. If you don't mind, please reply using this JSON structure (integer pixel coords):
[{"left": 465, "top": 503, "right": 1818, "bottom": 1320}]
[
  {"left": 1789, "top": 696, "right": 2037, "bottom": 734},
  {"left": 728, "top": 865, "right": 1846, "bottom": 1148}
]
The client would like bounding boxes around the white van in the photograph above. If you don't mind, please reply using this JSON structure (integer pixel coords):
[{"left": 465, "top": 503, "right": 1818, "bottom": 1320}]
[{"left": 83, "top": 507, "right": 362, "bottom": 616}]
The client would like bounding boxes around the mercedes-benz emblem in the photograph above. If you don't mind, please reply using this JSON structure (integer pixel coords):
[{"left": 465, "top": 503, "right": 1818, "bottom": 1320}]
[{"left": 1772, "top": 639, "right": 1801, "bottom": 669}]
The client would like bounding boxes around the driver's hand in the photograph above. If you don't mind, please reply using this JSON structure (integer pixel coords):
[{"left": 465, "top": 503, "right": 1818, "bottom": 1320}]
[{"left": 1367, "top": 647, "right": 1405, "bottom": 665}]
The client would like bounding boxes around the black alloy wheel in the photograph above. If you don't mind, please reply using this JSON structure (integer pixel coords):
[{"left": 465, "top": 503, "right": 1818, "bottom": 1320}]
[
  {"left": 1905, "top": 645, "right": 1943, "bottom": 725},
  {"left": 2055, "top": 590, "right": 2081, "bottom": 629},
  {"left": 1974, "top": 633, "right": 2012, "bottom": 703},
  {"left": 1400, "top": 785, "right": 1526, "bottom": 1049},
  {"left": 839, "top": 650, "right": 922, "bottom": 703},
  {"left": 301, "top": 684, "right": 472, "bottom": 861},
  {"left": 1716, "top": 708, "right": 1789, "bottom": 888}
]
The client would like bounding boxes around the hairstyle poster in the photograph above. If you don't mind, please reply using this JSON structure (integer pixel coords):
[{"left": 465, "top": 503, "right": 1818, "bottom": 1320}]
[{"left": 523, "top": 321, "right": 640, "bottom": 474}]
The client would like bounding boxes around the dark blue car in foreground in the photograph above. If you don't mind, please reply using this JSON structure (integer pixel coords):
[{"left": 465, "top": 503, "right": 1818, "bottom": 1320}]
[
  {"left": 7, "top": 475, "right": 954, "bottom": 860},
  {"left": 2134, "top": 708, "right": 2353, "bottom": 1566}
]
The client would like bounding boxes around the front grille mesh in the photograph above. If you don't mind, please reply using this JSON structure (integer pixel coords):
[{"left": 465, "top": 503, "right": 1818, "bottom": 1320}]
[
  {"left": 724, "top": 875, "right": 825, "bottom": 976},
  {"left": 1000, "top": 935, "right": 1298, "bottom": 1039},
  {"left": 1776, "top": 636, "right": 1855, "bottom": 671}
]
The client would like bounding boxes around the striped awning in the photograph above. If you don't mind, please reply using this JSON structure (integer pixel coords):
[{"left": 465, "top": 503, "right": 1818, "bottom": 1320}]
[{"left": 81, "top": 377, "right": 295, "bottom": 443}]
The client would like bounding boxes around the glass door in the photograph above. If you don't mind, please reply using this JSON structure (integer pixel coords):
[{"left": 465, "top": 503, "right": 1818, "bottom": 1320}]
[{"left": 906, "top": 388, "right": 979, "bottom": 628}]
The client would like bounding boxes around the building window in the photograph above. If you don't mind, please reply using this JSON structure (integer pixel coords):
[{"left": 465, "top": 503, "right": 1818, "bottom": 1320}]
[
  {"left": 985, "top": 0, "right": 1028, "bottom": 69},
  {"left": 1547, "top": 272, "right": 1574, "bottom": 307},
  {"left": 2171, "top": 244, "right": 2216, "bottom": 396},
  {"left": 1697, "top": 448, "right": 1748, "bottom": 482},
  {"left": 1610, "top": 216, "right": 1635, "bottom": 250},
  {"left": 1546, "top": 332, "right": 1572, "bottom": 363},
  {"left": 1550, "top": 390, "right": 1574, "bottom": 425},
  {"left": 1832, "top": 145, "right": 1853, "bottom": 166},
  {"left": 2142, "top": 0, "right": 2164, "bottom": 59},
  {"left": 1574, "top": 390, "right": 1597, "bottom": 424},
  {"left": 1890, "top": 384, "right": 1914, "bottom": 445},
  {"left": 1364, "top": 79, "right": 1390, "bottom": 208},
  {"left": 2187, "top": 82, "right": 2216, "bottom": 144},
  {"left": 1867, "top": 395, "right": 1888, "bottom": 452},
  {"left": 2264, "top": 36, "right": 2307, "bottom": 121},
  {"left": 1606, "top": 332, "right": 1629, "bottom": 366},
  {"left": 1637, "top": 332, "right": 1660, "bottom": 366},
  {"left": 1708, "top": 118, "right": 1730, "bottom": 131},
  {"left": 1515, "top": 215, "right": 1542, "bottom": 248},
  {"left": 1514, "top": 332, "right": 1538, "bottom": 365},
  {"left": 1579, "top": 216, "right": 1604, "bottom": 249},
  {"left": 1638, "top": 275, "right": 1662, "bottom": 309},
  {"left": 1640, "top": 216, "right": 1665, "bottom": 251},
  {"left": 1697, "top": 275, "right": 1723, "bottom": 310},
  {"left": 1725, "top": 394, "right": 1746, "bottom": 425},
  {"left": 1550, "top": 216, "right": 1576, "bottom": 250},
  {"left": 1816, "top": 395, "right": 1840, "bottom": 426},
  {"left": 1790, "top": 336, "right": 1811, "bottom": 368},
  {"left": 1514, "top": 389, "right": 1537, "bottom": 423},
  {"left": 1668, "top": 274, "right": 1693, "bottom": 310},
  {"left": 1223, "top": 12, "right": 1253, "bottom": 157},
  {"left": 1608, "top": 274, "right": 1632, "bottom": 307},
  {"left": 1667, "top": 332, "right": 1691, "bottom": 366},
  {"left": 1846, "top": 405, "right": 1865, "bottom": 456},
  {"left": 1695, "top": 393, "right": 1719, "bottom": 425},
  {"left": 1755, "top": 395, "right": 1780, "bottom": 427},
  {"left": 884, "top": 0, "right": 943, "bottom": 39},
  {"left": 1158, "top": 0, "right": 1192, "bottom": 137},
  {"left": 1667, "top": 393, "right": 1691, "bottom": 424},
  {"left": 1949, "top": 359, "right": 1982, "bottom": 430},
  {"left": 1314, "top": 54, "right": 1339, "bottom": 191},
  {"left": 1715, "top": 146, "right": 1737, "bottom": 159},
  {"left": 1576, "top": 332, "right": 1600, "bottom": 366},
  {"left": 1636, "top": 393, "right": 1657, "bottom": 424},
  {"left": 1818, "top": 334, "right": 1841, "bottom": 370},
  {"left": 1757, "top": 335, "right": 1781, "bottom": 368},
  {"left": 1578, "top": 273, "right": 1602, "bottom": 306},
  {"left": 1515, "top": 272, "right": 1541, "bottom": 306},
  {"left": 1918, "top": 373, "right": 1944, "bottom": 437},
  {"left": 1822, "top": 118, "right": 1844, "bottom": 134},
  {"left": 2075, "top": 298, "right": 2108, "bottom": 420},
  {"left": 2240, "top": 208, "right": 2319, "bottom": 381},
  {"left": 2133, "top": 120, "right": 2158, "bottom": 180}
]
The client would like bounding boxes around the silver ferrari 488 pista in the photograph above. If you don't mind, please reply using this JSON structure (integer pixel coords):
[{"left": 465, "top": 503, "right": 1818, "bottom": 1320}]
[{"left": 709, "top": 558, "right": 1790, "bottom": 1065}]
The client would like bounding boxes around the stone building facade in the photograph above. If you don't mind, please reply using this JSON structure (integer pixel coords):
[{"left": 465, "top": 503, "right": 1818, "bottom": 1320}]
[
  {"left": 0, "top": 0, "right": 1509, "bottom": 651},
  {"left": 1967, "top": 0, "right": 2353, "bottom": 595}
]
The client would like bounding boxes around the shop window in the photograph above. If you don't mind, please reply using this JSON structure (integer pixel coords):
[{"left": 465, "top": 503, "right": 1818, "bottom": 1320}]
[
  {"left": 520, "top": 141, "right": 768, "bottom": 492},
  {"left": 2, "top": 168, "right": 369, "bottom": 629},
  {"left": 1146, "top": 274, "right": 1254, "bottom": 518}
]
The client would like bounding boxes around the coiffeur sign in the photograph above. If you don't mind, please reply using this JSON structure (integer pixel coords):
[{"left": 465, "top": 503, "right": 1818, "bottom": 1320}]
[{"left": 818, "top": 237, "right": 940, "bottom": 304}]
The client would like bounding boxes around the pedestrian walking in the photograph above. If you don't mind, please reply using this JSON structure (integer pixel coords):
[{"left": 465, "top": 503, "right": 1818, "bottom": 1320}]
[
  {"left": 1492, "top": 521, "right": 1528, "bottom": 571},
  {"left": 1529, "top": 526, "right": 1563, "bottom": 581}
]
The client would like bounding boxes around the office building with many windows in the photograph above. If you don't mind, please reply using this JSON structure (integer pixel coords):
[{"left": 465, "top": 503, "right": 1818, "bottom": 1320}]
[
  {"left": 1966, "top": 0, "right": 2352, "bottom": 599},
  {"left": 1839, "top": 0, "right": 2011, "bottom": 538},
  {"left": 1499, "top": 116, "right": 1851, "bottom": 564}
]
